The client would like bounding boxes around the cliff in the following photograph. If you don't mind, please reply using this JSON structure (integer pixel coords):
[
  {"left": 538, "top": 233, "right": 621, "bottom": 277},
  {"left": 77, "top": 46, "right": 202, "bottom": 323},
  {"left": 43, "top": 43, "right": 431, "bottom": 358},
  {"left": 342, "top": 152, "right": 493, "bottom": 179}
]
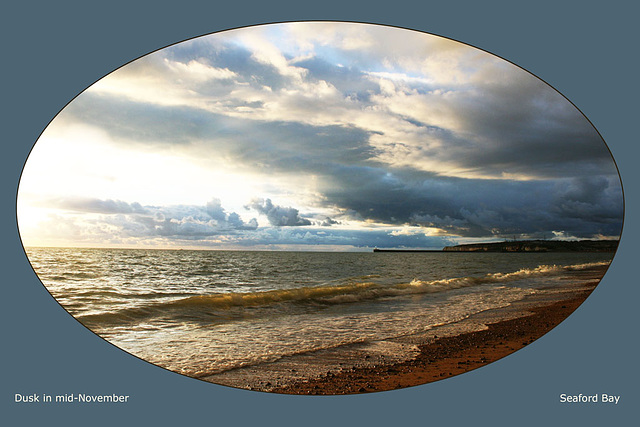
[{"left": 442, "top": 239, "right": 619, "bottom": 253}]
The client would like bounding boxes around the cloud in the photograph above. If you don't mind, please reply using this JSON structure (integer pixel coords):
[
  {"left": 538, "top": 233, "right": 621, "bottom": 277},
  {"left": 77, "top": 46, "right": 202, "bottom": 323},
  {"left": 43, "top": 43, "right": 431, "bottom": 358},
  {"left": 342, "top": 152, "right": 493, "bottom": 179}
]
[
  {"left": 23, "top": 201, "right": 458, "bottom": 250},
  {"left": 317, "top": 217, "right": 340, "bottom": 227},
  {"left": 60, "top": 25, "right": 618, "bottom": 182},
  {"left": 320, "top": 168, "right": 623, "bottom": 238},
  {"left": 152, "top": 199, "right": 259, "bottom": 235},
  {"left": 24, "top": 23, "right": 624, "bottom": 247},
  {"left": 46, "top": 197, "right": 148, "bottom": 214},
  {"left": 364, "top": 70, "right": 615, "bottom": 180},
  {"left": 260, "top": 225, "right": 448, "bottom": 249},
  {"left": 247, "top": 198, "right": 312, "bottom": 226},
  {"left": 41, "top": 198, "right": 258, "bottom": 238}
]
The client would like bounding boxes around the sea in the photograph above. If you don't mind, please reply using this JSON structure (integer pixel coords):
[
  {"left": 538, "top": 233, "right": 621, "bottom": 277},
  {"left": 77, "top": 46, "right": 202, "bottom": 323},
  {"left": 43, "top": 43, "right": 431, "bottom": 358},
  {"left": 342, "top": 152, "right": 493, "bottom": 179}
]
[{"left": 25, "top": 247, "right": 613, "bottom": 389}]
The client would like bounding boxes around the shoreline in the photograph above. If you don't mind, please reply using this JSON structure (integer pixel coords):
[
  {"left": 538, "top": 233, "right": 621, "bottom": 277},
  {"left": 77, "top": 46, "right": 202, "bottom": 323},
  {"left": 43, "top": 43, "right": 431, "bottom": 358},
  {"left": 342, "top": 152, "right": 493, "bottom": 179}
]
[
  {"left": 270, "top": 282, "right": 598, "bottom": 395},
  {"left": 195, "top": 265, "right": 607, "bottom": 394}
]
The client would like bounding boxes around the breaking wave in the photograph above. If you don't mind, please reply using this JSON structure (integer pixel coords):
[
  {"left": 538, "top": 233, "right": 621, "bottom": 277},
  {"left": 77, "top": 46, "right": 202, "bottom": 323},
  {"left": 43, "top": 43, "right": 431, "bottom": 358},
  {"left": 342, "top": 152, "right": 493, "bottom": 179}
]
[{"left": 77, "top": 261, "right": 608, "bottom": 328}]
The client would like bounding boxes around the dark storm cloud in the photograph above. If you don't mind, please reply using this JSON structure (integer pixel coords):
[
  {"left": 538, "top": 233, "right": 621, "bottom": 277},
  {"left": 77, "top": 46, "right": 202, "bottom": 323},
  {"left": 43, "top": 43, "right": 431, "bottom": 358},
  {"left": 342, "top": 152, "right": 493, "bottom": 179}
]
[
  {"left": 248, "top": 198, "right": 312, "bottom": 226},
  {"left": 559, "top": 176, "right": 611, "bottom": 205},
  {"left": 547, "top": 177, "right": 624, "bottom": 237},
  {"left": 405, "top": 75, "right": 615, "bottom": 179},
  {"left": 319, "top": 167, "right": 623, "bottom": 238}
]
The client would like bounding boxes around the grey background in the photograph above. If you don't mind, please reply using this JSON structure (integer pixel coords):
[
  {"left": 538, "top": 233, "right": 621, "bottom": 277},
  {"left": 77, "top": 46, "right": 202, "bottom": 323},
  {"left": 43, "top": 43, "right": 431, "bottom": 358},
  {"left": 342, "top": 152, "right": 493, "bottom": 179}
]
[{"left": 2, "top": 1, "right": 637, "bottom": 425}]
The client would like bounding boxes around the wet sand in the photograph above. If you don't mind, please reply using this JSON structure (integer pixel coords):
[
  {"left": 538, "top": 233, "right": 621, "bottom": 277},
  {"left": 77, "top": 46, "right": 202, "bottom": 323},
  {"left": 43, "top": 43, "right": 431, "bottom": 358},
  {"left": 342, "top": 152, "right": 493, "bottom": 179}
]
[
  {"left": 200, "top": 266, "right": 605, "bottom": 394},
  {"left": 271, "top": 283, "right": 598, "bottom": 395}
]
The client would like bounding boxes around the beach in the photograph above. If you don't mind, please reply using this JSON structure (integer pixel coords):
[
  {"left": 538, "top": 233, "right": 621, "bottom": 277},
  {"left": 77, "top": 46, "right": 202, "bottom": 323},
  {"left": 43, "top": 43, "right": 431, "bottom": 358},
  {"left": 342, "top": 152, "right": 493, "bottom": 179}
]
[
  {"left": 271, "top": 288, "right": 595, "bottom": 394},
  {"left": 206, "top": 268, "right": 603, "bottom": 394},
  {"left": 27, "top": 248, "right": 610, "bottom": 394}
]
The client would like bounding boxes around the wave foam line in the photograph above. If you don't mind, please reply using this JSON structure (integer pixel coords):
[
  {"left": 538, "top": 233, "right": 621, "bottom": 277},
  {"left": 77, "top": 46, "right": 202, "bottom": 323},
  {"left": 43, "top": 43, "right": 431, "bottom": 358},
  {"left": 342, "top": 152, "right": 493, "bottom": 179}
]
[{"left": 78, "top": 261, "right": 607, "bottom": 327}]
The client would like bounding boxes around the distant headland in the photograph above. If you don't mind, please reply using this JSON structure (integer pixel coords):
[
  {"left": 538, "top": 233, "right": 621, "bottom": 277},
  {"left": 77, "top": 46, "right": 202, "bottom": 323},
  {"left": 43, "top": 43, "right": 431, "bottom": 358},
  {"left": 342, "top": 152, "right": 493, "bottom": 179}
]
[{"left": 373, "top": 239, "right": 619, "bottom": 253}]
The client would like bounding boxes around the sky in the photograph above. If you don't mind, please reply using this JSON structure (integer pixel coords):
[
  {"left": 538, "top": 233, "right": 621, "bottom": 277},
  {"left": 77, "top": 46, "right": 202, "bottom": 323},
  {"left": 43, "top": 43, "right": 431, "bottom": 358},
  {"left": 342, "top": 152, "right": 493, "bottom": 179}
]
[{"left": 17, "top": 22, "right": 624, "bottom": 250}]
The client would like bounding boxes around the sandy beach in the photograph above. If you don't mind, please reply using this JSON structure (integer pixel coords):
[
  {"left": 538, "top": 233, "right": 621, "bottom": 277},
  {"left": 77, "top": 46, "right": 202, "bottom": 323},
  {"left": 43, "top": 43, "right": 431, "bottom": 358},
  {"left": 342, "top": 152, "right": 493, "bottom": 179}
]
[{"left": 272, "top": 281, "right": 598, "bottom": 395}]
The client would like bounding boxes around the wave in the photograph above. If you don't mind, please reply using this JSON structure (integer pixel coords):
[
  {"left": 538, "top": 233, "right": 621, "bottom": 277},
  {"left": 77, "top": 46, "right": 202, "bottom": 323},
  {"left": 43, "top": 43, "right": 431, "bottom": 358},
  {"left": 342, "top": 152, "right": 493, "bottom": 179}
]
[
  {"left": 563, "top": 261, "right": 611, "bottom": 270},
  {"left": 77, "top": 261, "right": 608, "bottom": 328}
]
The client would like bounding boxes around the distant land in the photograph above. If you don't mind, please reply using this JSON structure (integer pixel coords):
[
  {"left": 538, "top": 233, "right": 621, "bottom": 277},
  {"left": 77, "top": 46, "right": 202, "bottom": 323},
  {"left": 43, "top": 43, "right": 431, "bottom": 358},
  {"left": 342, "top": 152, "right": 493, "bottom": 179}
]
[{"left": 373, "top": 239, "right": 619, "bottom": 253}]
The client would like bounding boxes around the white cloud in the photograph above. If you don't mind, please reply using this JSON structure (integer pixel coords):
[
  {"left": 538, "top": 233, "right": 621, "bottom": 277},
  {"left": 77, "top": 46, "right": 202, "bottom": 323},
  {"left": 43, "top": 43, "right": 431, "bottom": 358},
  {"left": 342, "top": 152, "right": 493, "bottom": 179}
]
[{"left": 162, "top": 58, "right": 237, "bottom": 81}]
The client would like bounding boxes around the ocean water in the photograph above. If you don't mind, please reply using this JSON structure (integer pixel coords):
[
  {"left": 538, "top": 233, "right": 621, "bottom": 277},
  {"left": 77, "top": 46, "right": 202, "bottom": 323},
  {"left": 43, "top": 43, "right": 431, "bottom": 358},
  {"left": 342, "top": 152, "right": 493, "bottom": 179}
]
[{"left": 26, "top": 248, "right": 612, "bottom": 382}]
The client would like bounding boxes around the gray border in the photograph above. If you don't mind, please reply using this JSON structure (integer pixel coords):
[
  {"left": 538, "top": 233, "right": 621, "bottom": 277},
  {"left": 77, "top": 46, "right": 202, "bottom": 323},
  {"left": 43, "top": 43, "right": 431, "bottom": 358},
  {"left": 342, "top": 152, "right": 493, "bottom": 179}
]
[{"left": 3, "top": 1, "right": 637, "bottom": 425}]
